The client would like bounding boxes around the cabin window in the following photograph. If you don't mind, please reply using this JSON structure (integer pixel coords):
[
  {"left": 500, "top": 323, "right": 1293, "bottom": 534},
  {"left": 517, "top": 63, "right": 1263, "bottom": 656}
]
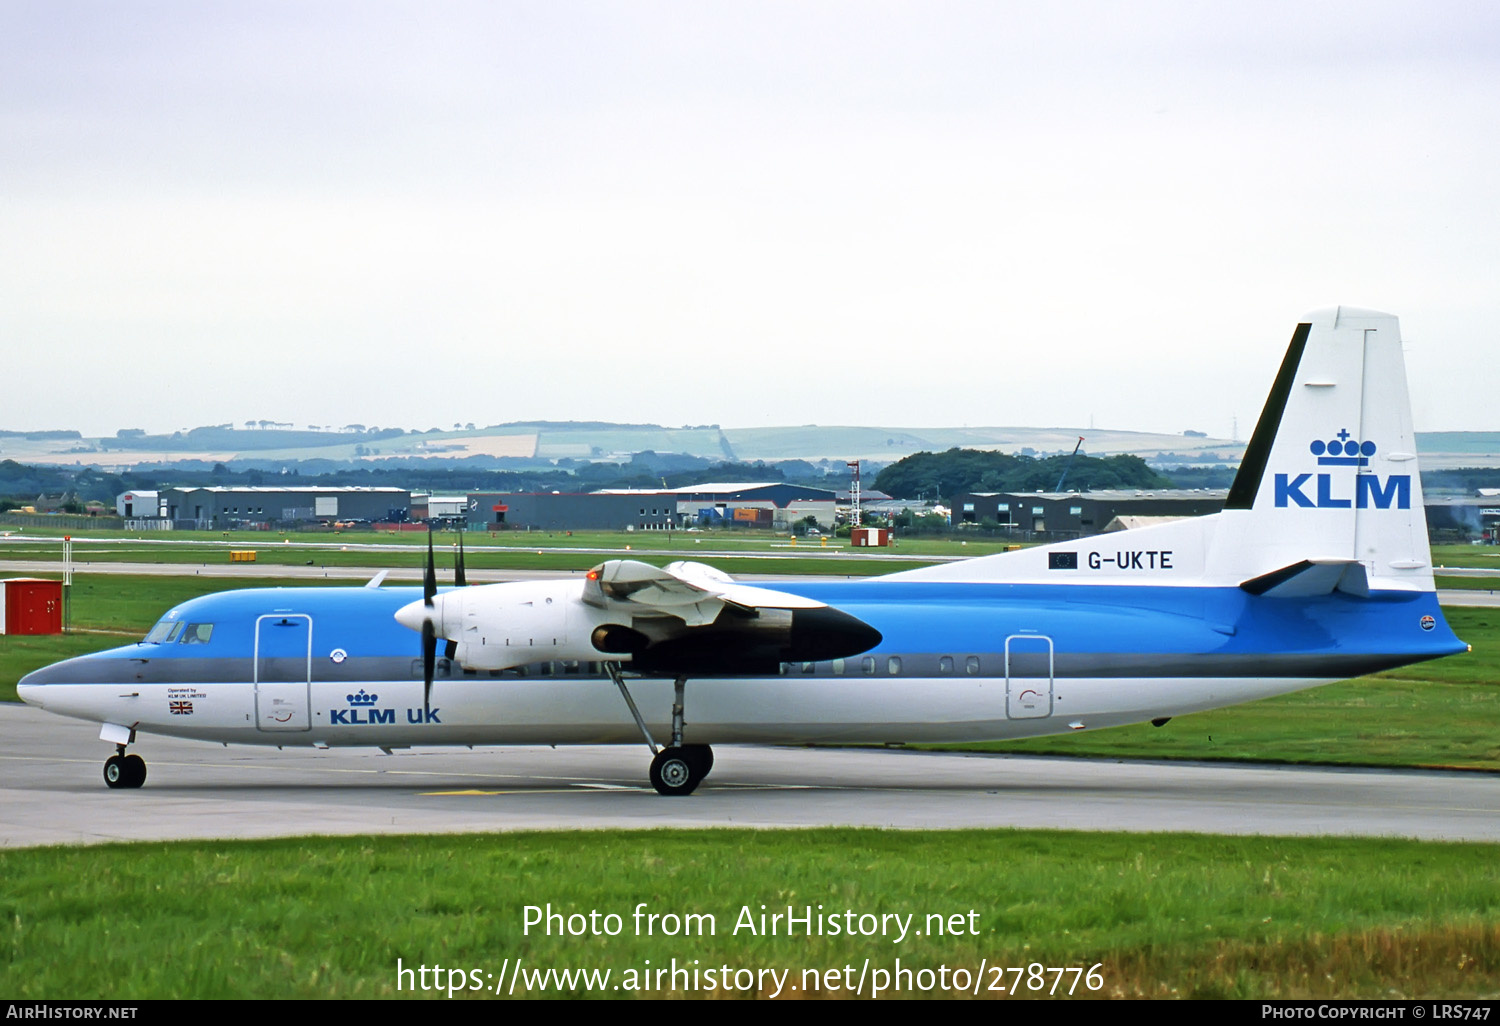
[
  {"left": 801, "top": 662, "right": 815, "bottom": 674},
  {"left": 860, "top": 656, "right": 876, "bottom": 675},
  {"left": 144, "top": 620, "right": 183, "bottom": 644},
  {"left": 938, "top": 656, "right": 953, "bottom": 674},
  {"left": 887, "top": 656, "right": 902, "bottom": 675},
  {"left": 966, "top": 655, "right": 981, "bottom": 675},
  {"left": 179, "top": 623, "right": 214, "bottom": 644},
  {"left": 832, "top": 658, "right": 845, "bottom": 675}
]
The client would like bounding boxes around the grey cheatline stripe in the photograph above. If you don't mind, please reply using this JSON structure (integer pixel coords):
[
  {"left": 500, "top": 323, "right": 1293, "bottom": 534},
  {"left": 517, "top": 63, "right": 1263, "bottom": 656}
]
[
  {"left": 1224, "top": 321, "right": 1311, "bottom": 511},
  {"left": 28, "top": 648, "right": 1432, "bottom": 686}
]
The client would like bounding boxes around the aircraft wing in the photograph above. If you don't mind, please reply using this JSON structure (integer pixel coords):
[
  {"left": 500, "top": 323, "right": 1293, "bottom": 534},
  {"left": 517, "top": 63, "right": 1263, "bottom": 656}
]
[{"left": 581, "top": 559, "right": 824, "bottom": 626}]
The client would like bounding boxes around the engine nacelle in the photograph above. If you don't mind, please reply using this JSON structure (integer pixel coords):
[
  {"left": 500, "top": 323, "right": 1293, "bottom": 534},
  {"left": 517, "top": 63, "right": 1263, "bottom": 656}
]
[
  {"left": 397, "top": 568, "right": 882, "bottom": 676},
  {"left": 430, "top": 579, "right": 620, "bottom": 671}
]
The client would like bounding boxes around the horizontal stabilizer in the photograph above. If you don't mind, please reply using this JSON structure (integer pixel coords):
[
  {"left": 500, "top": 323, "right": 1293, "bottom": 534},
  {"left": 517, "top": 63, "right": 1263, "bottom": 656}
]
[{"left": 1240, "top": 559, "right": 1368, "bottom": 598}]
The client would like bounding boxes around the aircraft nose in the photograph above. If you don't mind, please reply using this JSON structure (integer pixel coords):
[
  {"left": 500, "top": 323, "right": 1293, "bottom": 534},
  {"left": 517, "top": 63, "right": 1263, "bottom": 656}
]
[{"left": 16, "top": 665, "right": 52, "bottom": 708}]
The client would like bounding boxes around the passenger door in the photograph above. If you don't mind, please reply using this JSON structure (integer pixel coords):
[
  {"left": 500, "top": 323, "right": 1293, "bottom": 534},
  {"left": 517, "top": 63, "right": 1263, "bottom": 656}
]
[
  {"left": 1005, "top": 633, "right": 1054, "bottom": 720},
  {"left": 254, "top": 614, "right": 312, "bottom": 732}
]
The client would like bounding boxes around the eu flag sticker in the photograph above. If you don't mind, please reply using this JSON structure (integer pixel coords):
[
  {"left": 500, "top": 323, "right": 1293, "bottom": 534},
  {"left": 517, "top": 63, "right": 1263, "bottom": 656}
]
[{"left": 1048, "top": 552, "right": 1078, "bottom": 570}]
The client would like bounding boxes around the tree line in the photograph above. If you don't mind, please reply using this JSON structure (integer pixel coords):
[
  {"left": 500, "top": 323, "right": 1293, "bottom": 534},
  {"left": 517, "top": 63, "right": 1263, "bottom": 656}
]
[{"left": 873, "top": 448, "right": 1176, "bottom": 499}]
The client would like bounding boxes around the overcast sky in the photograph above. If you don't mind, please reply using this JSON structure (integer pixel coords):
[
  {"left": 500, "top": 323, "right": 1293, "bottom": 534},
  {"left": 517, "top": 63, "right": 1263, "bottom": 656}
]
[{"left": 4, "top": 1, "right": 1497, "bottom": 439}]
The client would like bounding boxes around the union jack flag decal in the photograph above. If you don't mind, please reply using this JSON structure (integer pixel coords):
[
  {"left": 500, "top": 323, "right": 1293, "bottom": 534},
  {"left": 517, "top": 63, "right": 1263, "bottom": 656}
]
[{"left": 169, "top": 700, "right": 193, "bottom": 715}]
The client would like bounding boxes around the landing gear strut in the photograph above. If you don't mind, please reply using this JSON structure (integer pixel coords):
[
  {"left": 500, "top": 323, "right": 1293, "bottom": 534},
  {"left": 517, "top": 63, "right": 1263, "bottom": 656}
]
[
  {"left": 604, "top": 663, "right": 713, "bottom": 797},
  {"left": 103, "top": 745, "right": 146, "bottom": 789}
]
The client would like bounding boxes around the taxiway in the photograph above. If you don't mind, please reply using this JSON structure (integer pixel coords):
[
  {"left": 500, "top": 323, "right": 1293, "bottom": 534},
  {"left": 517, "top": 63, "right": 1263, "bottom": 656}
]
[{"left": 3, "top": 705, "right": 1495, "bottom": 848}]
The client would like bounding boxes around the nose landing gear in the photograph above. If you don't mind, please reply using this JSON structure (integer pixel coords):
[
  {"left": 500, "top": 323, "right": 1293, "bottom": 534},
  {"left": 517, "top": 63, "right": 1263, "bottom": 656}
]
[{"left": 103, "top": 745, "right": 147, "bottom": 789}]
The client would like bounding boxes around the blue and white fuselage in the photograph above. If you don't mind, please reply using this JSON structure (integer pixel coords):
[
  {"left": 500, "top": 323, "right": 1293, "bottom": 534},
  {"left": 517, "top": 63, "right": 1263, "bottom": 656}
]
[{"left": 17, "top": 575, "right": 1462, "bottom": 747}]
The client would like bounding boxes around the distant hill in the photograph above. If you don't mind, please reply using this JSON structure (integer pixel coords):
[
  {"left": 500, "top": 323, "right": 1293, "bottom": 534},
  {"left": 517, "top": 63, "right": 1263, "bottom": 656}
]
[{"left": 6, "top": 421, "right": 1500, "bottom": 471}]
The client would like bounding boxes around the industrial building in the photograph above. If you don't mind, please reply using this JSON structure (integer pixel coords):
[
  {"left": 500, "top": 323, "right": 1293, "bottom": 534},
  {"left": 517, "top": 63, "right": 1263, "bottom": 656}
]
[
  {"left": 115, "top": 491, "right": 163, "bottom": 518},
  {"left": 154, "top": 487, "right": 411, "bottom": 530},
  {"left": 953, "top": 489, "right": 1229, "bottom": 538},
  {"left": 469, "top": 483, "right": 837, "bottom": 532},
  {"left": 1424, "top": 497, "right": 1500, "bottom": 542}
]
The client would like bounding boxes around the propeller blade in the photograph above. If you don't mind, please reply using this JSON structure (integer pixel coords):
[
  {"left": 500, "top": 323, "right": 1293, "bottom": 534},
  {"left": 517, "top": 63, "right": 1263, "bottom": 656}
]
[
  {"left": 445, "top": 639, "right": 457, "bottom": 661},
  {"left": 423, "top": 528, "right": 437, "bottom": 607},
  {"left": 422, "top": 619, "right": 435, "bottom": 710},
  {"left": 454, "top": 528, "right": 467, "bottom": 588},
  {"left": 422, "top": 527, "right": 438, "bottom": 711}
]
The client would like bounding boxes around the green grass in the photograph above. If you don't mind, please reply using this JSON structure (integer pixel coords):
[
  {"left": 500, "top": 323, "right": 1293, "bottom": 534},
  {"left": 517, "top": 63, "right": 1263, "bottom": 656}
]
[
  {"left": 3, "top": 524, "right": 1019, "bottom": 555},
  {"left": 1, "top": 830, "right": 1495, "bottom": 999},
  {"left": 1, "top": 527, "right": 950, "bottom": 576},
  {"left": 1435, "top": 575, "right": 1500, "bottom": 592}
]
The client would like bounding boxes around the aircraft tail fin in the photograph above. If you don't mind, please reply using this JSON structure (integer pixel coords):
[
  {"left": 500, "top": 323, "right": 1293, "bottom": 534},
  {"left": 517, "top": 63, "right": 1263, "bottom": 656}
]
[{"left": 1205, "top": 307, "right": 1432, "bottom": 590}]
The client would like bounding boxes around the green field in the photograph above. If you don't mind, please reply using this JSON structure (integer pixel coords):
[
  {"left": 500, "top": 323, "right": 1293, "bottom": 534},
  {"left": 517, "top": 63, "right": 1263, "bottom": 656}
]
[
  {"left": 0, "top": 526, "right": 959, "bottom": 577},
  {"left": 1, "top": 830, "right": 1494, "bottom": 999}
]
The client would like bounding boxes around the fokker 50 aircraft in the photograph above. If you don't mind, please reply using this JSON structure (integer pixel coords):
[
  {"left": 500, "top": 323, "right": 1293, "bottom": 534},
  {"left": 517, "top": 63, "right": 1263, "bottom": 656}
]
[{"left": 19, "top": 308, "right": 1467, "bottom": 794}]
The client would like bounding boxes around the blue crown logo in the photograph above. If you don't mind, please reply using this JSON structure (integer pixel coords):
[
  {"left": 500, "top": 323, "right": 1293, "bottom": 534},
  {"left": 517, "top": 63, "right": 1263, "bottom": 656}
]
[
  {"left": 1310, "top": 429, "right": 1375, "bottom": 467},
  {"left": 346, "top": 689, "right": 379, "bottom": 706}
]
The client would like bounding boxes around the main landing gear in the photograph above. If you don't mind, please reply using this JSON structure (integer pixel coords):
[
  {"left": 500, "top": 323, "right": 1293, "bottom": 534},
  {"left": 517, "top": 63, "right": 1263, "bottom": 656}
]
[
  {"left": 605, "top": 662, "right": 714, "bottom": 797},
  {"left": 103, "top": 745, "right": 147, "bottom": 789}
]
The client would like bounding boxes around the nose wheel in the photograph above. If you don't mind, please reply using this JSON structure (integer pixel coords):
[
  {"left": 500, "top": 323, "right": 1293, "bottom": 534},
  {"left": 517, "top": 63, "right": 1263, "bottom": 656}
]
[{"left": 103, "top": 747, "right": 147, "bottom": 789}]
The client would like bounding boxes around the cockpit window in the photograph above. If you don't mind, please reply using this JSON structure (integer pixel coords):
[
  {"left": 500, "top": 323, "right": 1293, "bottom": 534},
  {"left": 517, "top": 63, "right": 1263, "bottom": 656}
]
[
  {"left": 144, "top": 620, "right": 184, "bottom": 644},
  {"left": 179, "top": 623, "right": 214, "bottom": 644}
]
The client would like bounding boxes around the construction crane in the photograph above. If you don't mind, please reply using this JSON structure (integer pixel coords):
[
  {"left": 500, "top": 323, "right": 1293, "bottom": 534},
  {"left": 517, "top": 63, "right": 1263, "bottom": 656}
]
[{"left": 1054, "top": 436, "right": 1085, "bottom": 492}]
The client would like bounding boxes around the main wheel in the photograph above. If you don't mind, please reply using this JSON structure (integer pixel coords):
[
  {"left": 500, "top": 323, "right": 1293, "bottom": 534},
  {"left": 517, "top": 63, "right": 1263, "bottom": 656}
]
[
  {"left": 649, "top": 747, "right": 703, "bottom": 797},
  {"left": 103, "top": 755, "right": 126, "bottom": 789},
  {"left": 121, "top": 754, "right": 147, "bottom": 789},
  {"left": 681, "top": 743, "right": 714, "bottom": 779}
]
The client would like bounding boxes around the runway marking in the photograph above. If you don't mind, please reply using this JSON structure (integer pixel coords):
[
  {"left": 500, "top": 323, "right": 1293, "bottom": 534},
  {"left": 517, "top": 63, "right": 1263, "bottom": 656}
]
[
  {"left": 418, "top": 783, "right": 822, "bottom": 797},
  {"left": 420, "top": 788, "right": 586, "bottom": 796}
]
